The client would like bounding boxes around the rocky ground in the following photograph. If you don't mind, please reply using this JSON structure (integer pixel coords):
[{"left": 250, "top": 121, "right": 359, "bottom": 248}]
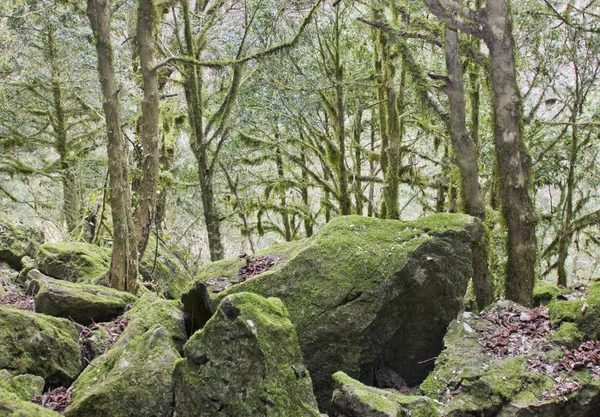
[{"left": 2, "top": 213, "right": 600, "bottom": 417}]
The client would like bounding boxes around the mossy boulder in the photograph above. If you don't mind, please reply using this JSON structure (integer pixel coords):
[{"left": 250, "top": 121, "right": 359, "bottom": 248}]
[
  {"left": 65, "top": 294, "right": 185, "bottom": 417},
  {"left": 546, "top": 282, "right": 600, "bottom": 341},
  {"left": 0, "top": 305, "right": 82, "bottom": 387},
  {"left": 35, "top": 240, "right": 190, "bottom": 298},
  {"left": 35, "top": 242, "right": 110, "bottom": 284},
  {"left": 533, "top": 280, "right": 561, "bottom": 305},
  {"left": 28, "top": 272, "right": 136, "bottom": 324},
  {"left": 182, "top": 214, "right": 482, "bottom": 409},
  {"left": 0, "top": 216, "right": 44, "bottom": 270},
  {"left": 332, "top": 371, "right": 440, "bottom": 417},
  {"left": 65, "top": 326, "right": 180, "bottom": 417},
  {"left": 0, "top": 369, "right": 45, "bottom": 401},
  {"left": 0, "top": 386, "right": 62, "bottom": 417},
  {"left": 421, "top": 303, "right": 600, "bottom": 417},
  {"left": 173, "top": 292, "right": 320, "bottom": 417}
]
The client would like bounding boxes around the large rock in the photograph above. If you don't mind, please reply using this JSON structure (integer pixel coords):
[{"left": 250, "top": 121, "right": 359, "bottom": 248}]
[
  {"left": 173, "top": 292, "right": 321, "bottom": 417},
  {"left": 65, "top": 294, "right": 186, "bottom": 417},
  {"left": 35, "top": 242, "right": 110, "bottom": 284},
  {"left": 332, "top": 371, "right": 440, "bottom": 417},
  {"left": 27, "top": 271, "right": 136, "bottom": 324},
  {"left": 35, "top": 240, "right": 190, "bottom": 298},
  {"left": 421, "top": 303, "right": 600, "bottom": 417},
  {"left": 0, "top": 305, "right": 82, "bottom": 386},
  {"left": 182, "top": 214, "right": 482, "bottom": 408},
  {"left": 0, "top": 386, "right": 62, "bottom": 417},
  {"left": 0, "top": 215, "right": 44, "bottom": 270}
]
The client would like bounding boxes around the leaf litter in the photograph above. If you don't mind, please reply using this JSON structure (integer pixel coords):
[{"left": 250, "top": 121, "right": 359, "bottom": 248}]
[{"left": 477, "top": 296, "right": 600, "bottom": 400}]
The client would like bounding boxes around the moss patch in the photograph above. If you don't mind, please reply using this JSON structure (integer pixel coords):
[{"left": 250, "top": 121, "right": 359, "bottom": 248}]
[
  {"left": 0, "top": 369, "right": 45, "bottom": 401},
  {"left": 31, "top": 274, "right": 136, "bottom": 324},
  {"left": 173, "top": 292, "right": 320, "bottom": 417},
  {"left": 553, "top": 322, "right": 585, "bottom": 349},
  {"left": 0, "top": 215, "right": 44, "bottom": 270},
  {"left": 332, "top": 371, "right": 440, "bottom": 417},
  {"left": 533, "top": 280, "right": 560, "bottom": 305},
  {"left": 0, "top": 305, "right": 82, "bottom": 387},
  {"left": 35, "top": 242, "right": 110, "bottom": 284},
  {"left": 0, "top": 386, "right": 62, "bottom": 417}
]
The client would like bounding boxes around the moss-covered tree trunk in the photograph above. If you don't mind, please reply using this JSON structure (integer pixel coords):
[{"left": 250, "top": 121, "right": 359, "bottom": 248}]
[
  {"left": 444, "top": 27, "right": 492, "bottom": 308},
  {"left": 180, "top": 0, "right": 224, "bottom": 261},
  {"left": 485, "top": 0, "right": 536, "bottom": 305},
  {"left": 425, "top": 0, "right": 537, "bottom": 306},
  {"left": 87, "top": 0, "right": 139, "bottom": 294},
  {"left": 133, "top": 0, "right": 161, "bottom": 259},
  {"left": 47, "top": 26, "right": 78, "bottom": 234}
]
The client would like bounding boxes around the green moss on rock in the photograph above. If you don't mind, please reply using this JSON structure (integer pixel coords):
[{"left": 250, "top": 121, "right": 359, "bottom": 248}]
[
  {"left": 30, "top": 273, "right": 136, "bottom": 324},
  {"left": 0, "top": 305, "right": 82, "bottom": 386},
  {"left": 183, "top": 214, "right": 482, "bottom": 410},
  {"left": 0, "top": 369, "right": 45, "bottom": 401},
  {"left": 173, "top": 292, "right": 320, "bottom": 417},
  {"left": 66, "top": 326, "right": 180, "bottom": 417},
  {"left": 553, "top": 322, "right": 584, "bottom": 349},
  {"left": 0, "top": 216, "right": 44, "bottom": 270},
  {"left": 533, "top": 280, "right": 560, "bottom": 305},
  {"left": 35, "top": 242, "right": 110, "bottom": 284},
  {"left": 548, "top": 300, "right": 584, "bottom": 326},
  {"left": 332, "top": 371, "right": 440, "bottom": 417},
  {"left": 0, "top": 386, "right": 62, "bottom": 417}
]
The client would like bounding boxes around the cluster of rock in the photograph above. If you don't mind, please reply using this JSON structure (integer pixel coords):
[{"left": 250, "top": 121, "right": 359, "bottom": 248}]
[{"left": 2, "top": 213, "right": 600, "bottom": 417}]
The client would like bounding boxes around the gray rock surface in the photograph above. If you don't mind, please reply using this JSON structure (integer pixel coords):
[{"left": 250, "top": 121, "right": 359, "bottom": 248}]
[{"left": 173, "top": 292, "right": 321, "bottom": 417}]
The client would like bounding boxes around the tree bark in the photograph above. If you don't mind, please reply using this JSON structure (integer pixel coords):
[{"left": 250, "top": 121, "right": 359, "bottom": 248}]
[
  {"left": 424, "top": 0, "right": 537, "bottom": 306},
  {"left": 444, "top": 27, "right": 492, "bottom": 308},
  {"left": 133, "top": 0, "right": 161, "bottom": 259},
  {"left": 180, "top": 0, "right": 225, "bottom": 261},
  {"left": 485, "top": 0, "right": 537, "bottom": 306},
  {"left": 47, "top": 25, "right": 78, "bottom": 234},
  {"left": 87, "top": 0, "right": 139, "bottom": 294}
]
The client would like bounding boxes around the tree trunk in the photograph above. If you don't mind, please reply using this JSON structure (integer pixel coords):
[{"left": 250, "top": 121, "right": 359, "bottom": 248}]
[
  {"left": 133, "top": 0, "right": 161, "bottom": 259},
  {"left": 333, "top": 9, "right": 351, "bottom": 215},
  {"left": 276, "top": 147, "right": 292, "bottom": 242},
  {"left": 485, "top": 0, "right": 537, "bottom": 306},
  {"left": 87, "top": 0, "right": 139, "bottom": 294},
  {"left": 424, "top": 0, "right": 537, "bottom": 306},
  {"left": 445, "top": 27, "right": 492, "bottom": 308},
  {"left": 181, "top": 0, "right": 224, "bottom": 261},
  {"left": 47, "top": 26, "right": 78, "bottom": 234}
]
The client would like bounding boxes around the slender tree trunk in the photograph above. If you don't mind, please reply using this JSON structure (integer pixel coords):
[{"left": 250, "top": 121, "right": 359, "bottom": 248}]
[
  {"left": 134, "top": 0, "right": 161, "bottom": 259},
  {"left": 445, "top": 27, "right": 492, "bottom": 308},
  {"left": 87, "top": 0, "right": 139, "bottom": 294},
  {"left": 557, "top": 109, "right": 579, "bottom": 286},
  {"left": 47, "top": 26, "right": 78, "bottom": 234},
  {"left": 181, "top": 0, "right": 224, "bottom": 261},
  {"left": 276, "top": 147, "right": 292, "bottom": 241},
  {"left": 300, "top": 150, "right": 314, "bottom": 237},
  {"left": 382, "top": 38, "right": 401, "bottom": 220},
  {"left": 352, "top": 103, "right": 364, "bottom": 215},
  {"left": 333, "top": 9, "right": 351, "bottom": 215},
  {"left": 368, "top": 108, "right": 376, "bottom": 217}
]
